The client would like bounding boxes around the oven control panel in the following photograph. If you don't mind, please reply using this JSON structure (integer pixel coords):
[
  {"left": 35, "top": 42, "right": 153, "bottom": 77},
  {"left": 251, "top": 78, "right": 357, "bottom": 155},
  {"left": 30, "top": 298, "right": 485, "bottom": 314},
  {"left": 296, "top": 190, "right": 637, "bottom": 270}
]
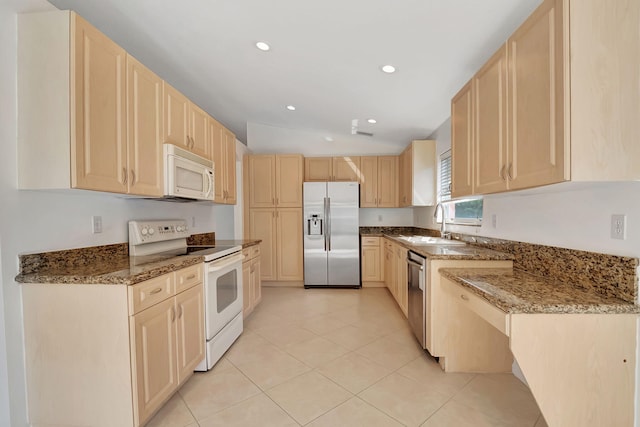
[{"left": 128, "top": 219, "right": 189, "bottom": 246}]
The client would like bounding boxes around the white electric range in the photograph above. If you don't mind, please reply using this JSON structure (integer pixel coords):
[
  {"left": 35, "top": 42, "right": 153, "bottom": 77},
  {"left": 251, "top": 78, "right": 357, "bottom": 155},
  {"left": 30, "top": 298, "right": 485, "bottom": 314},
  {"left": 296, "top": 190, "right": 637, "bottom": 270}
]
[{"left": 128, "top": 219, "right": 243, "bottom": 372}]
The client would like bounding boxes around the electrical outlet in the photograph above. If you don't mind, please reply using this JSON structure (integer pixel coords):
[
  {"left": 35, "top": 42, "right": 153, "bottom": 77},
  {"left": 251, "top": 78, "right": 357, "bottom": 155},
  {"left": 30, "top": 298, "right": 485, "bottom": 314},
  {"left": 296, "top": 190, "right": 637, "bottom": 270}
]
[
  {"left": 192, "top": 216, "right": 196, "bottom": 227},
  {"left": 611, "top": 214, "right": 626, "bottom": 240},
  {"left": 491, "top": 214, "right": 497, "bottom": 228},
  {"left": 92, "top": 216, "right": 102, "bottom": 234},
  {"left": 378, "top": 215, "right": 383, "bottom": 222}
]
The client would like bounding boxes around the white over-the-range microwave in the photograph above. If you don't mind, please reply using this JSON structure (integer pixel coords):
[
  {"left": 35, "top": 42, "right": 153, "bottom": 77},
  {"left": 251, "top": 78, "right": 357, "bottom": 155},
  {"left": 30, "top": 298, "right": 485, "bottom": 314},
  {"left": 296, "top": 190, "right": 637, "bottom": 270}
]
[{"left": 163, "top": 143, "right": 214, "bottom": 201}]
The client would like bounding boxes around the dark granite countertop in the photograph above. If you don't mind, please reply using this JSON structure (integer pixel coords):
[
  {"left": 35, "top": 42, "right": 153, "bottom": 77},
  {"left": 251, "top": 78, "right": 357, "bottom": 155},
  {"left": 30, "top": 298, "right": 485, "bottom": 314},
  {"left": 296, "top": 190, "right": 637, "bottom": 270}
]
[
  {"left": 15, "top": 238, "right": 261, "bottom": 286},
  {"left": 363, "top": 231, "right": 514, "bottom": 262},
  {"left": 439, "top": 268, "right": 640, "bottom": 314}
]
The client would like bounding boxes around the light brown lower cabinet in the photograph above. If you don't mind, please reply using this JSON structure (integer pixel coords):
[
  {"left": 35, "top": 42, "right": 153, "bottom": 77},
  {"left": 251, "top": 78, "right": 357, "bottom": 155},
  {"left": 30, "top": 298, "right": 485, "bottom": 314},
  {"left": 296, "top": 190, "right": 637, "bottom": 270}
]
[
  {"left": 383, "top": 239, "right": 407, "bottom": 316},
  {"left": 22, "top": 264, "right": 205, "bottom": 427},
  {"left": 361, "top": 236, "right": 384, "bottom": 285},
  {"left": 242, "top": 244, "right": 262, "bottom": 317}
]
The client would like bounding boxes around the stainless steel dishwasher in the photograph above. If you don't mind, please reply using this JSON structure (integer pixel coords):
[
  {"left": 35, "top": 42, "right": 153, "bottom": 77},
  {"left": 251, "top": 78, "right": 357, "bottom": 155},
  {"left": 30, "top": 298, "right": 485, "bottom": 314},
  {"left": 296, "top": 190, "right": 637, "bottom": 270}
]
[{"left": 407, "top": 250, "right": 427, "bottom": 348}]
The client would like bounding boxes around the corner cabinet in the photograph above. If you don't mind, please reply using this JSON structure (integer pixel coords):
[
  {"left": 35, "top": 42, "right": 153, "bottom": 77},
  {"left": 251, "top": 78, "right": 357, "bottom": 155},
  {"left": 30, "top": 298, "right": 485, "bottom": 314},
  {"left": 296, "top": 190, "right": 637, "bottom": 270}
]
[
  {"left": 399, "top": 140, "right": 437, "bottom": 207},
  {"left": 22, "top": 263, "right": 205, "bottom": 427},
  {"left": 451, "top": 0, "right": 640, "bottom": 196}
]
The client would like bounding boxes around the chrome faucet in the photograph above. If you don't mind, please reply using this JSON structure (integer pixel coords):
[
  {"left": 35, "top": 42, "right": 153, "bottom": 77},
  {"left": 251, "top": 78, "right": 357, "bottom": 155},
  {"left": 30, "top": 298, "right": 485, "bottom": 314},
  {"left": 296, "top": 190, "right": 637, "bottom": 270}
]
[{"left": 433, "top": 203, "right": 449, "bottom": 239}]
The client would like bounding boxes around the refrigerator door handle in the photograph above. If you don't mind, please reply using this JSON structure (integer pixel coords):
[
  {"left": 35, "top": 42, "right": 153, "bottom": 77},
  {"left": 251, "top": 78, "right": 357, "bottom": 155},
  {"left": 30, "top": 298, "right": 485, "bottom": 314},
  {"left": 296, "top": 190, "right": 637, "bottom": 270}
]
[{"left": 325, "top": 197, "right": 331, "bottom": 251}]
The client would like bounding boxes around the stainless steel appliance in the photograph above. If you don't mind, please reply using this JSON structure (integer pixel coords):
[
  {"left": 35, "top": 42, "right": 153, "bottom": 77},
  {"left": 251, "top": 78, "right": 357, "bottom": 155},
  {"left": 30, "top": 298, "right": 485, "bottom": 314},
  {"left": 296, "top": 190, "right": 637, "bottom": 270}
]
[
  {"left": 407, "top": 250, "right": 427, "bottom": 347},
  {"left": 128, "top": 219, "right": 243, "bottom": 372},
  {"left": 163, "top": 144, "right": 214, "bottom": 201},
  {"left": 303, "top": 182, "right": 360, "bottom": 288}
]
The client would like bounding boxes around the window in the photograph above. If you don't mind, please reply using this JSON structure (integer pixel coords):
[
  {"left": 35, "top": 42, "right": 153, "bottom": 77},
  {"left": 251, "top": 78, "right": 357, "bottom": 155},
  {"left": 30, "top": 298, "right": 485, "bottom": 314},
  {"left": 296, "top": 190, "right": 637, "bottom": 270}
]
[{"left": 438, "top": 150, "right": 483, "bottom": 225}]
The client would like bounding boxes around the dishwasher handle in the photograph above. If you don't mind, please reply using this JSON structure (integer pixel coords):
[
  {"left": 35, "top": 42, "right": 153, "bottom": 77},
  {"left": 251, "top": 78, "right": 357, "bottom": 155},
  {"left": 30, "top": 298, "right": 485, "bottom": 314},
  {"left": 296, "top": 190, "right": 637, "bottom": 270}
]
[{"left": 406, "top": 258, "right": 424, "bottom": 270}]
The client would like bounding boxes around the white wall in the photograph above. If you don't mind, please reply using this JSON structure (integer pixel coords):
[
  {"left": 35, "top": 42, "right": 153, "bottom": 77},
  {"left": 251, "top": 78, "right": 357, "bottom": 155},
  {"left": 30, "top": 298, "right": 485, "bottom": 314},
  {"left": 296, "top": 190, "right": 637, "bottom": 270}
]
[
  {"left": 416, "top": 119, "right": 640, "bottom": 261},
  {"left": 0, "top": 3, "right": 232, "bottom": 425},
  {"left": 248, "top": 122, "right": 416, "bottom": 226}
]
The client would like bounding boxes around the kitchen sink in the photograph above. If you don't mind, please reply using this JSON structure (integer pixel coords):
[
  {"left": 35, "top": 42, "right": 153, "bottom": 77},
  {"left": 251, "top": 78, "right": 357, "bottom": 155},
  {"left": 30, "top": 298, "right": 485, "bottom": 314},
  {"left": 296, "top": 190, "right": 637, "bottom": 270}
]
[{"left": 397, "top": 235, "right": 466, "bottom": 246}]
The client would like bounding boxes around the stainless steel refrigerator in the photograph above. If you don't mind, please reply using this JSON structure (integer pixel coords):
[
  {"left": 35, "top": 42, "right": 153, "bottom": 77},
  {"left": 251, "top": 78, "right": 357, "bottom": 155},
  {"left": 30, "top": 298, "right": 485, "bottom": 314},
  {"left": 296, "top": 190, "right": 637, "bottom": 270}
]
[{"left": 303, "top": 182, "right": 360, "bottom": 288}]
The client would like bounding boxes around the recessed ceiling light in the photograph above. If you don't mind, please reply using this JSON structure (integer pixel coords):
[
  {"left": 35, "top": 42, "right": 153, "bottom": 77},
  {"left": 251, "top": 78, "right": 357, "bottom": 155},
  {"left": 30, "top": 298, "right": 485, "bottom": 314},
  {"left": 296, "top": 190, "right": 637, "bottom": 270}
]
[
  {"left": 367, "top": 119, "right": 377, "bottom": 124},
  {"left": 286, "top": 105, "right": 296, "bottom": 111},
  {"left": 381, "top": 65, "right": 396, "bottom": 74},
  {"left": 325, "top": 136, "right": 334, "bottom": 142},
  {"left": 256, "top": 41, "right": 270, "bottom": 51}
]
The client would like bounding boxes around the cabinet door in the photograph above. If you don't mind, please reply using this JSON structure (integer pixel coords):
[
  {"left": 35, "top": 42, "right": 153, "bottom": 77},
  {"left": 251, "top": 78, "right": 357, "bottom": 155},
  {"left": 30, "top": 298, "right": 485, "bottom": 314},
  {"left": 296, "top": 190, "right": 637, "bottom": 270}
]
[
  {"left": 163, "top": 82, "right": 189, "bottom": 150},
  {"left": 251, "top": 257, "right": 262, "bottom": 307},
  {"left": 126, "top": 55, "right": 163, "bottom": 197},
  {"left": 396, "top": 247, "right": 408, "bottom": 317},
  {"left": 359, "top": 156, "right": 378, "bottom": 207},
  {"left": 474, "top": 46, "right": 508, "bottom": 195},
  {"left": 175, "top": 284, "right": 204, "bottom": 383},
  {"left": 400, "top": 147, "right": 413, "bottom": 206},
  {"left": 72, "top": 14, "right": 127, "bottom": 193},
  {"left": 384, "top": 246, "right": 393, "bottom": 290},
  {"left": 249, "top": 208, "right": 277, "bottom": 280},
  {"left": 304, "top": 157, "right": 332, "bottom": 181},
  {"left": 361, "top": 245, "right": 382, "bottom": 282},
  {"left": 223, "top": 129, "right": 237, "bottom": 204},
  {"left": 131, "top": 297, "right": 177, "bottom": 425},
  {"left": 377, "top": 156, "right": 398, "bottom": 207},
  {"left": 242, "top": 260, "right": 252, "bottom": 317},
  {"left": 210, "top": 118, "right": 226, "bottom": 203},
  {"left": 508, "top": 0, "right": 566, "bottom": 190},
  {"left": 332, "top": 156, "right": 361, "bottom": 181},
  {"left": 276, "top": 208, "right": 304, "bottom": 281},
  {"left": 451, "top": 81, "right": 474, "bottom": 198},
  {"left": 189, "top": 103, "right": 210, "bottom": 159},
  {"left": 249, "top": 155, "right": 276, "bottom": 208},
  {"left": 276, "top": 154, "right": 303, "bottom": 207}
]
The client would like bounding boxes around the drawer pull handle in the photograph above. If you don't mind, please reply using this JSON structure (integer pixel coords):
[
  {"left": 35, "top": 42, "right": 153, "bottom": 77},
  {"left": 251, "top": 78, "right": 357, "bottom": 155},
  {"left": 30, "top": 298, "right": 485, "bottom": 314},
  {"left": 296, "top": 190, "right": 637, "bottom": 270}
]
[
  {"left": 150, "top": 287, "right": 163, "bottom": 295},
  {"left": 186, "top": 274, "right": 196, "bottom": 280},
  {"left": 460, "top": 294, "right": 469, "bottom": 301}
]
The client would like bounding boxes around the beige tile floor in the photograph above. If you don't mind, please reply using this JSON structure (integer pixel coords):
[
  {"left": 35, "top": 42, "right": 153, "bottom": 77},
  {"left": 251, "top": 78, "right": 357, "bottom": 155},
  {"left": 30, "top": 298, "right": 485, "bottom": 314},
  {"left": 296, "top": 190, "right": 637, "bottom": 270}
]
[{"left": 147, "top": 287, "right": 548, "bottom": 427}]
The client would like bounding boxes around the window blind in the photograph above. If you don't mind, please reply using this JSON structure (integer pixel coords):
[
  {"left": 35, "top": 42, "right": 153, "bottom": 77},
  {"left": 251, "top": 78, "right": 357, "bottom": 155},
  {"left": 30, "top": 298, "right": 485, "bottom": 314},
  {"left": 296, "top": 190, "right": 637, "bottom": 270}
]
[{"left": 439, "top": 150, "right": 452, "bottom": 201}]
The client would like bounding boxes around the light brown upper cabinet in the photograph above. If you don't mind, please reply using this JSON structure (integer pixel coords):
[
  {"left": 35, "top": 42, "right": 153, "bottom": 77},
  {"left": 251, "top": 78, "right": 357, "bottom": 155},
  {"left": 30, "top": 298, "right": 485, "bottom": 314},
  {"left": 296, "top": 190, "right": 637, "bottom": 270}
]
[
  {"left": 304, "top": 157, "right": 332, "bottom": 181},
  {"left": 304, "top": 156, "right": 361, "bottom": 182},
  {"left": 211, "top": 118, "right": 236, "bottom": 204},
  {"left": 399, "top": 140, "right": 437, "bottom": 207},
  {"left": 452, "top": 0, "right": 640, "bottom": 196},
  {"left": 163, "top": 82, "right": 211, "bottom": 160},
  {"left": 451, "top": 81, "right": 474, "bottom": 198},
  {"left": 248, "top": 154, "right": 303, "bottom": 208},
  {"left": 126, "top": 56, "right": 164, "bottom": 197},
  {"left": 360, "top": 156, "right": 398, "bottom": 207},
  {"left": 18, "top": 11, "right": 164, "bottom": 196}
]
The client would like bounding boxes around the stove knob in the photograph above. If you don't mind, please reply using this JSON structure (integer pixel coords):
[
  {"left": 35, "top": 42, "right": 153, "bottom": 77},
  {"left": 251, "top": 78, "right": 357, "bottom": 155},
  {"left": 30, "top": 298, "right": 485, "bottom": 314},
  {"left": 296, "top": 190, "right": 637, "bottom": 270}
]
[
  {"left": 148, "top": 228, "right": 155, "bottom": 235},
  {"left": 141, "top": 227, "right": 148, "bottom": 236},
  {"left": 177, "top": 225, "right": 184, "bottom": 232}
]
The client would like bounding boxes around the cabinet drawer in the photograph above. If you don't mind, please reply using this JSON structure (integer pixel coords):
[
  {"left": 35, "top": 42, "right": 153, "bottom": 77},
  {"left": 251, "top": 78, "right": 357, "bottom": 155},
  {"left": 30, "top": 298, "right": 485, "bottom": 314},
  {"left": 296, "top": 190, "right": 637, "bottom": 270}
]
[
  {"left": 243, "top": 245, "right": 260, "bottom": 260},
  {"left": 129, "top": 273, "right": 174, "bottom": 315},
  {"left": 361, "top": 236, "right": 380, "bottom": 247},
  {"left": 443, "top": 277, "right": 509, "bottom": 336},
  {"left": 175, "top": 264, "right": 203, "bottom": 293}
]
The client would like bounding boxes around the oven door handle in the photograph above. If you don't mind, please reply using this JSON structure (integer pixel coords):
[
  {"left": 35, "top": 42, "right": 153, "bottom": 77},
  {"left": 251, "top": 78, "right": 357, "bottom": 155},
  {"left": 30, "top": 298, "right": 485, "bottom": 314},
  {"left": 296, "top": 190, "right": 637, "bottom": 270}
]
[{"left": 207, "top": 253, "right": 244, "bottom": 272}]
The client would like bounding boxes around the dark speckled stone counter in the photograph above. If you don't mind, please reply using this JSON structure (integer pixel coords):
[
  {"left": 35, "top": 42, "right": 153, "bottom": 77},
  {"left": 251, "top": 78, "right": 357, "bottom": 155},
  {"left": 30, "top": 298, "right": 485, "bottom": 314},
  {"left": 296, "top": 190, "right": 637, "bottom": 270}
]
[
  {"left": 16, "top": 252, "right": 203, "bottom": 285},
  {"left": 15, "top": 234, "right": 261, "bottom": 285},
  {"left": 440, "top": 268, "right": 640, "bottom": 314},
  {"left": 383, "top": 235, "right": 514, "bottom": 261}
]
